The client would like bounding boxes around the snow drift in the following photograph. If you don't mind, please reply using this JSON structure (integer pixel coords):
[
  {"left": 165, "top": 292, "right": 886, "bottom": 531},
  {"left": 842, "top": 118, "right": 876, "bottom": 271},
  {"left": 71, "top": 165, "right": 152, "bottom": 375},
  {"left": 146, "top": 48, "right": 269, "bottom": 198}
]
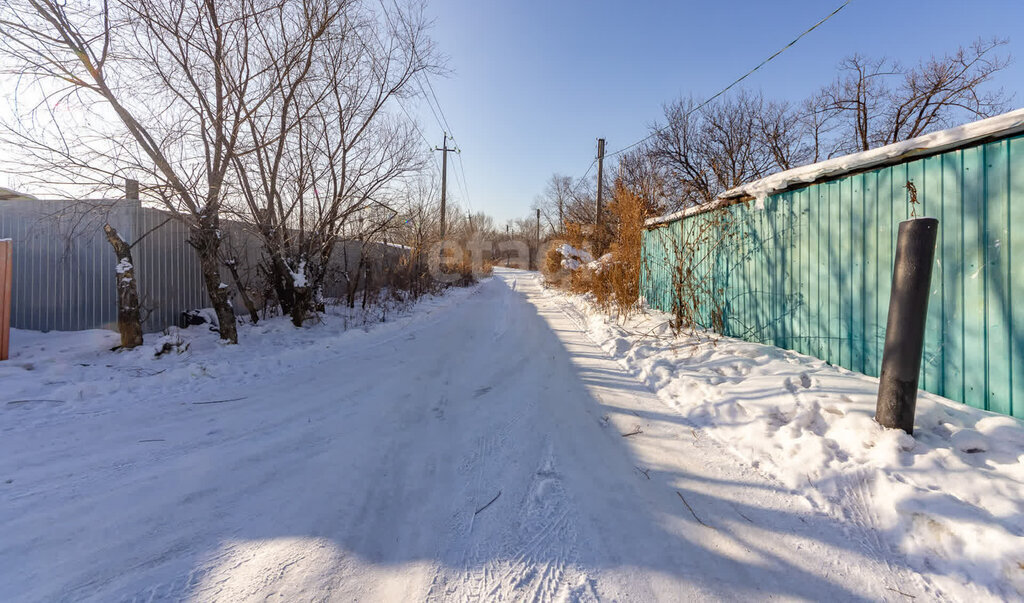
[{"left": 554, "top": 286, "right": 1024, "bottom": 599}]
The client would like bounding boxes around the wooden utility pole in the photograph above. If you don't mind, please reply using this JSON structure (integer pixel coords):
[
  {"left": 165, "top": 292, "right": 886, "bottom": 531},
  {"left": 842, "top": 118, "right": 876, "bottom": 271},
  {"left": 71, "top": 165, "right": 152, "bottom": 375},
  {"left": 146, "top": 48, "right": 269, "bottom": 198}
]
[
  {"left": 595, "top": 138, "right": 606, "bottom": 226},
  {"left": 534, "top": 208, "right": 542, "bottom": 271},
  {"left": 434, "top": 133, "right": 459, "bottom": 238}
]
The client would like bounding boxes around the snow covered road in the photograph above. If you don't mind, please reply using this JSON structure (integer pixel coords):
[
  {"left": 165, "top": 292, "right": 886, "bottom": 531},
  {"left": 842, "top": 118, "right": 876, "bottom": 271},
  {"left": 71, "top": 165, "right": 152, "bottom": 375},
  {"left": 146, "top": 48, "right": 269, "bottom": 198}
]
[{"left": 3, "top": 269, "right": 935, "bottom": 601}]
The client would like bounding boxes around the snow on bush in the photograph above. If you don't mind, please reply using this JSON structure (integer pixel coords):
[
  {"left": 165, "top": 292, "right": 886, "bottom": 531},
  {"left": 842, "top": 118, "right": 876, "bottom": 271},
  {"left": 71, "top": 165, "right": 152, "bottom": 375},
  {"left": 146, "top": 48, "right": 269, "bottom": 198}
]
[
  {"left": 557, "top": 288, "right": 1024, "bottom": 599},
  {"left": 153, "top": 326, "right": 189, "bottom": 357},
  {"left": 290, "top": 259, "right": 308, "bottom": 288},
  {"left": 555, "top": 243, "right": 593, "bottom": 271}
]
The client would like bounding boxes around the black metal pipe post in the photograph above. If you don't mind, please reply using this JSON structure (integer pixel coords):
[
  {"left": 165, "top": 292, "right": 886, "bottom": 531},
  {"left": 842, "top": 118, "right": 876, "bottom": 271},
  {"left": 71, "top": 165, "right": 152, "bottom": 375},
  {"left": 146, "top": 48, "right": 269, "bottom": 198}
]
[{"left": 875, "top": 217, "right": 938, "bottom": 435}]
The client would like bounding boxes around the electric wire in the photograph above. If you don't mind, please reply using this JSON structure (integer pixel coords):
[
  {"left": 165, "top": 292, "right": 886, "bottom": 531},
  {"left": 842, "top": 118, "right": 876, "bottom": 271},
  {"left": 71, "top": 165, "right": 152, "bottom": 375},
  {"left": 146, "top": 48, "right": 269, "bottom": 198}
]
[{"left": 606, "top": 0, "right": 853, "bottom": 159}]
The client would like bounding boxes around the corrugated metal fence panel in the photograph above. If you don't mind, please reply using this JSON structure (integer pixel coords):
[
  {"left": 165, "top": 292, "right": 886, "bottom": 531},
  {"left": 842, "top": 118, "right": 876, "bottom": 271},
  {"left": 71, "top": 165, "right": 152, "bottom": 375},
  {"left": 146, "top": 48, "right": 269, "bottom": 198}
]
[
  {"left": 0, "top": 199, "right": 120, "bottom": 331},
  {"left": 0, "top": 199, "right": 409, "bottom": 334},
  {"left": 642, "top": 132, "right": 1024, "bottom": 419},
  {"left": 133, "top": 206, "right": 207, "bottom": 332},
  {"left": 0, "top": 199, "right": 208, "bottom": 333}
]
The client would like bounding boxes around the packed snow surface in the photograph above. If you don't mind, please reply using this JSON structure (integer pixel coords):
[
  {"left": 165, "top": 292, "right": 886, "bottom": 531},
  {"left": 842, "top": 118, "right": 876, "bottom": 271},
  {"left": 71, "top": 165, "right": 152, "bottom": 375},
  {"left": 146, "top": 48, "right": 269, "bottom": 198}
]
[
  {"left": 647, "top": 107, "right": 1024, "bottom": 224},
  {"left": 1, "top": 269, "right": 1021, "bottom": 601}
]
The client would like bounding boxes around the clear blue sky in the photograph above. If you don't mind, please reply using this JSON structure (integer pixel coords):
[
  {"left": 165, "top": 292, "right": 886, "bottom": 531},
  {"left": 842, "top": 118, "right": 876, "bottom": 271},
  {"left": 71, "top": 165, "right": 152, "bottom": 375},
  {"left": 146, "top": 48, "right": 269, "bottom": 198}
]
[{"left": 411, "top": 0, "right": 1024, "bottom": 223}]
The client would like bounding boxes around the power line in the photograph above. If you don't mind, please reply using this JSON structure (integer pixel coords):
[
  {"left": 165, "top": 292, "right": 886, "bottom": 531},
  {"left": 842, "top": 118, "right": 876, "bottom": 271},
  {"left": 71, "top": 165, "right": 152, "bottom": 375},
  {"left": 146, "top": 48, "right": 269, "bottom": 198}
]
[
  {"left": 396, "top": 97, "right": 436, "bottom": 152},
  {"left": 452, "top": 152, "right": 473, "bottom": 214},
  {"left": 364, "top": 1, "right": 446, "bottom": 187},
  {"left": 377, "top": 0, "right": 457, "bottom": 141},
  {"left": 420, "top": 72, "right": 454, "bottom": 136},
  {"left": 415, "top": 78, "right": 449, "bottom": 136},
  {"left": 395, "top": 96, "right": 445, "bottom": 180},
  {"left": 374, "top": 0, "right": 473, "bottom": 218},
  {"left": 376, "top": 0, "right": 473, "bottom": 216},
  {"left": 606, "top": 0, "right": 853, "bottom": 159},
  {"left": 374, "top": 1, "right": 450, "bottom": 146}
]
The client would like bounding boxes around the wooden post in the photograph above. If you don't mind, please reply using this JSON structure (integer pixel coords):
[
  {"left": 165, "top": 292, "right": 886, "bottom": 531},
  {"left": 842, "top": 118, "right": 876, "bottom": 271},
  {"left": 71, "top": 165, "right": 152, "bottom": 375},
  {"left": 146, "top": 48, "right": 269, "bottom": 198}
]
[
  {"left": 125, "top": 178, "right": 139, "bottom": 201},
  {"left": 434, "top": 135, "right": 459, "bottom": 239},
  {"left": 535, "top": 208, "right": 541, "bottom": 270},
  {"left": 595, "top": 138, "right": 606, "bottom": 227},
  {"left": 440, "top": 133, "right": 448, "bottom": 238},
  {"left": 0, "top": 239, "right": 11, "bottom": 361}
]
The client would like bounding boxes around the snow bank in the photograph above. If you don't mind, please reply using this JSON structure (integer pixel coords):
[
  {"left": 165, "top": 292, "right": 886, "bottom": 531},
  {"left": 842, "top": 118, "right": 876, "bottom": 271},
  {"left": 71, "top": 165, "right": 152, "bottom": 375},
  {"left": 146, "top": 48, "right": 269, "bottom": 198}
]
[
  {"left": 554, "top": 288, "right": 1024, "bottom": 599},
  {"left": 647, "top": 108, "right": 1024, "bottom": 225},
  {"left": 0, "top": 287, "right": 477, "bottom": 427}
]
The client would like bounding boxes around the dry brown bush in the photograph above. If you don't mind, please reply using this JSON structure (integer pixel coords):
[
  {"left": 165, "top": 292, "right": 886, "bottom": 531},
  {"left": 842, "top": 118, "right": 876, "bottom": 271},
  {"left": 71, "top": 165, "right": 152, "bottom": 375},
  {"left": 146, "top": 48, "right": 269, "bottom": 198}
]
[
  {"left": 480, "top": 259, "right": 496, "bottom": 276},
  {"left": 577, "top": 180, "right": 649, "bottom": 318},
  {"left": 563, "top": 222, "right": 586, "bottom": 249},
  {"left": 544, "top": 182, "right": 650, "bottom": 320},
  {"left": 667, "top": 206, "right": 738, "bottom": 336},
  {"left": 544, "top": 247, "right": 563, "bottom": 276},
  {"left": 542, "top": 222, "right": 589, "bottom": 288}
]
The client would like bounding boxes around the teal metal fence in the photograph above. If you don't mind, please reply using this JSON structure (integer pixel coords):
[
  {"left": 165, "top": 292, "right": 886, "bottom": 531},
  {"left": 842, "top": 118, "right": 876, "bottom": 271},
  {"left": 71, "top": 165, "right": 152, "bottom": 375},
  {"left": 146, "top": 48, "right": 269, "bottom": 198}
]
[{"left": 641, "top": 132, "right": 1024, "bottom": 419}]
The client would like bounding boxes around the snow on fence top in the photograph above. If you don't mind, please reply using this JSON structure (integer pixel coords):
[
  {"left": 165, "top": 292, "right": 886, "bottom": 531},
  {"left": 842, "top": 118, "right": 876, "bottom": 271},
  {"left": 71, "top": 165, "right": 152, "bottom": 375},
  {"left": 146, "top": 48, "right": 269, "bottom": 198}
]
[{"left": 646, "top": 107, "right": 1024, "bottom": 227}]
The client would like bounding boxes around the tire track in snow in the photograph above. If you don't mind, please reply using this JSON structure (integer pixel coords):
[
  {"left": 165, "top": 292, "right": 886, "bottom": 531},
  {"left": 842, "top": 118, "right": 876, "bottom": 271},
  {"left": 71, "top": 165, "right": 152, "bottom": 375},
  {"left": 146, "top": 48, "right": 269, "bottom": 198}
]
[{"left": 428, "top": 442, "right": 597, "bottom": 602}]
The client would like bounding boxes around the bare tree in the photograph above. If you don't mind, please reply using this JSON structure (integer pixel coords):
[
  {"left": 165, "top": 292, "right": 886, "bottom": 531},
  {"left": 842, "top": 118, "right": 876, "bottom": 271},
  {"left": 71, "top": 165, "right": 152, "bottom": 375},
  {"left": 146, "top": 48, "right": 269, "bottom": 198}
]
[
  {"left": 225, "top": 0, "right": 348, "bottom": 320},
  {"left": 392, "top": 172, "right": 441, "bottom": 250},
  {"left": 532, "top": 174, "right": 576, "bottom": 234},
  {"left": 648, "top": 92, "right": 796, "bottom": 210},
  {"left": 0, "top": 0, "right": 276, "bottom": 343},
  {"left": 755, "top": 99, "right": 813, "bottom": 172},
  {"left": 614, "top": 147, "right": 670, "bottom": 216},
  {"left": 1, "top": 0, "right": 440, "bottom": 333},
  {"left": 102, "top": 223, "right": 144, "bottom": 349},
  {"left": 817, "top": 39, "right": 1011, "bottom": 153},
  {"left": 797, "top": 93, "right": 845, "bottom": 163},
  {"left": 882, "top": 38, "right": 1011, "bottom": 143},
  {"left": 533, "top": 171, "right": 605, "bottom": 229},
  {"left": 230, "top": 0, "right": 437, "bottom": 325},
  {"left": 817, "top": 54, "right": 892, "bottom": 153}
]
